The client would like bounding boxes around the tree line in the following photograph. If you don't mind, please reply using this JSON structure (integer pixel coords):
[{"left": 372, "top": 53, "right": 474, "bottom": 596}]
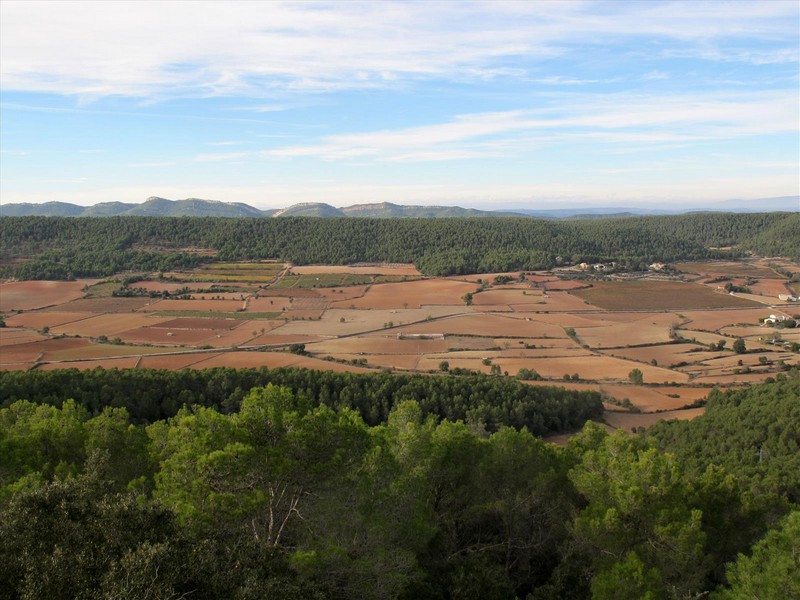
[
  {"left": 1, "top": 376, "right": 797, "bottom": 598},
  {"left": 1, "top": 212, "right": 797, "bottom": 279},
  {"left": 0, "top": 366, "right": 603, "bottom": 435}
]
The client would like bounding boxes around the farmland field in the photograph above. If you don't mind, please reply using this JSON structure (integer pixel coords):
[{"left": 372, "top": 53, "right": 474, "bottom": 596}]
[
  {"left": 571, "top": 280, "right": 761, "bottom": 310},
  {"left": 3, "top": 258, "right": 798, "bottom": 433},
  {"left": 0, "top": 280, "right": 98, "bottom": 310}
]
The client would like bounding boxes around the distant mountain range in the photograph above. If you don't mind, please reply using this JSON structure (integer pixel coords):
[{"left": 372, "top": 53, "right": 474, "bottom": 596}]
[{"left": 1, "top": 196, "right": 797, "bottom": 219}]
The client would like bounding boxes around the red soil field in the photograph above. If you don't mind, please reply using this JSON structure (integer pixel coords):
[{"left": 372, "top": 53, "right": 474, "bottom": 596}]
[
  {"left": 138, "top": 352, "right": 222, "bottom": 370},
  {"left": 118, "top": 327, "right": 216, "bottom": 345},
  {"left": 599, "top": 384, "right": 709, "bottom": 413},
  {"left": 44, "top": 344, "right": 186, "bottom": 362},
  {"left": 51, "top": 314, "right": 171, "bottom": 337},
  {"left": 572, "top": 280, "right": 760, "bottom": 310},
  {"left": 316, "top": 286, "right": 370, "bottom": 301},
  {"left": 2, "top": 337, "right": 90, "bottom": 363},
  {"left": 4, "top": 311, "right": 95, "bottom": 330},
  {"left": 738, "top": 279, "right": 790, "bottom": 298},
  {"left": 0, "top": 329, "right": 47, "bottom": 346},
  {"left": 156, "top": 318, "right": 241, "bottom": 330},
  {"left": 43, "top": 297, "right": 153, "bottom": 312},
  {"left": 189, "top": 351, "right": 372, "bottom": 373},
  {"left": 537, "top": 292, "right": 600, "bottom": 312},
  {"left": 247, "top": 297, "right": 293, "bottom": 312},
  {"left": 604, "top": 407, "right": 704, "bottom": 431},
  {"left": 0, "top": 280, "right": 97, "bottom": 311},
  {"left": 335, "top": 279, "right": 477, "bottom": 309}
]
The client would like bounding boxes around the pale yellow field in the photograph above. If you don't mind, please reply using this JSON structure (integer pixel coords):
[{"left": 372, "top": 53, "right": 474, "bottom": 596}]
[
  {"left": 308, "top": 335, "right": 450, "bottom": 355},
  {"left": 679, "top": 308, "right": 783, "bottom": 331},
  {"left": 472, "top": 289, "right": 545, "bottom": 306},
  {"left": 575, "top": 313, "right": 679, "bottom": 348},
  {"left": 607, "top": 343, "right": 726, "bottom": 367},
  {"left": 399, "top": 313, "right": 568, "bottom": 338},
  {"left": 290, "top": 263, "right": 421, "bottom": 276}
]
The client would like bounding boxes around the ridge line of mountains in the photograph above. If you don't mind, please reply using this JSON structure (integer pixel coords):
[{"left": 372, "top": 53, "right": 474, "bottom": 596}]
[{"left": 1, "top": 196, "right": 797, "bottom": 219}]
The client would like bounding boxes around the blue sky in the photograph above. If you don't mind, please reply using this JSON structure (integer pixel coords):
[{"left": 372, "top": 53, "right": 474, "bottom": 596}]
[{"left": 1, "top": 0, "right": 798, "bottom": 209}]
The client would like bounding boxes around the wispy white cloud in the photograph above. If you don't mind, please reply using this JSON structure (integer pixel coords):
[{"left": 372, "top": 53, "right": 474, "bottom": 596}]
[
  {"left": 643, "top": 71, "right": 670, "bottom": 81},
  {"left": 265, "top": 91, "right": 798, "bottom": 163},
  {"left": 1, "top": 1, "right": 796, "bottom": 99}
]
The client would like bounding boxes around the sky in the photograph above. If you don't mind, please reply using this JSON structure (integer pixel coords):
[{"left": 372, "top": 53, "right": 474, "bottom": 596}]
[{"left": 1, "top": 0, "right": 798, "bottom": 210}]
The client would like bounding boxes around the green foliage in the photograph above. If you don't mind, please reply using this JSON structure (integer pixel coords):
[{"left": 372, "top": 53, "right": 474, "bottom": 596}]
[
  {"left": 733, "top": 337, "right": 747, "bottom": 354},
  {"left": 0, "top": 367, "right": 604, "bottom": 436},
  {"left": 713, "top": 510, "right": 800, "bottom": 600},
  {"left": 647, "top": 377, "right": 800, "bottom": 502},
  {"left": 569, "top": 431, "right": 707, "bottom": 597},
  {"left": 1, "top": 374, "right": 798, "bottom": 598},
  {"left": 629, "top": 368, "right": 644, "bottom": 385},
  {"left": 3, "top": 212, "right": 797, "bottom": 280}
]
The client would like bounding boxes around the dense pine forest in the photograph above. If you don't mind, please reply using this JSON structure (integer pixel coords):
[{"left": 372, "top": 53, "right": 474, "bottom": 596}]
[
  {"left": 2, "top": 212, "right": 798, "bottom": 279},
  {"left": 1, "top": 370, "right": 797, "bottom": 599},
  {"left": 0, "top": 367, "right": 603, "bottom": 435}
]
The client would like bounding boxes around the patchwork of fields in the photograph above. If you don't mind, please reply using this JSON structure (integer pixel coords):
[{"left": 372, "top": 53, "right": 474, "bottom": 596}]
[{"left": 2, "top": 259, "right": 798, "bottom": 431}]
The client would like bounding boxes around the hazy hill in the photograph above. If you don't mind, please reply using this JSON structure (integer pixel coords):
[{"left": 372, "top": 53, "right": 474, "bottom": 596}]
[
  {"left": 340, "top": 201, "right": 526, "bottom": 218},
  {"left": 123, "top": 197, "right": 266, "bottom": 218},
  {"left": 1, "top": 195, "right": 797, "bottom": 219},
  {"left": 0, "top": 201, "right": 86, "bottom": 217},
  {"left": 272, "top": 203, "right": 345, "bottom": 217},
  {"left": 82, "top": 202, "right": 137, "bottom": 216}
]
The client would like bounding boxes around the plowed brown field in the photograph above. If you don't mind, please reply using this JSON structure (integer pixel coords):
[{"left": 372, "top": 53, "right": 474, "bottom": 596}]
[{"left": 0, "top": 280, "right": 97, "bottom": 310}]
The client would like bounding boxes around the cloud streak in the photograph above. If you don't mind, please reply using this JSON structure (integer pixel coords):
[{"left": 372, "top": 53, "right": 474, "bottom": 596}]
[
  {"left": 265, "top": 91, "right": 799, "bottom": 163},
  {"left": 1, "top": 1, "right": 797, "bottom": 99}
]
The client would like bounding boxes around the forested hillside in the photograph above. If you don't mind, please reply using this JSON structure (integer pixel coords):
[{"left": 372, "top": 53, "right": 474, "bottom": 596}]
[
  {"left": 0, "top": 373, "right": 797, "bottom": 598},
  {"left": 1, "top": 212, "right": 797, "bottom": 279},
  {"left": 0, "top": 367, "right": 603, "bottom": 435}
]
